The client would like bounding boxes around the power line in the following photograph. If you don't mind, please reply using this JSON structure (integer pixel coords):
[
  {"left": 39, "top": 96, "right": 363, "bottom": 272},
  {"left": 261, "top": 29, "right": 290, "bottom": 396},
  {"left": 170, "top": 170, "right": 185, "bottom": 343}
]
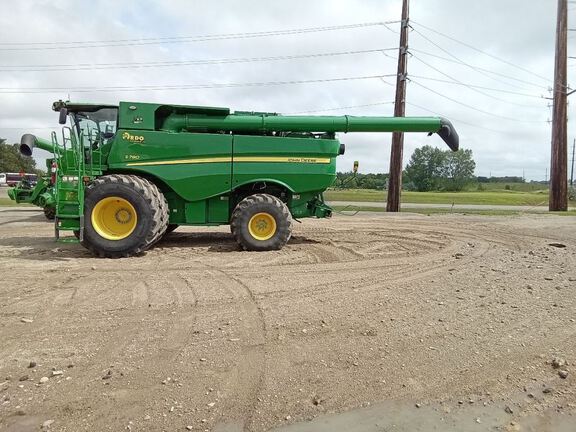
[
  {"left": 0, "top": 48, "right": 396, "bottom": 72},
  {"left": 410, "top": 48, "right": 550, "bottom": 91},
  {"left": 410, "top": 54, "right": 541, "bottom": 106},
  {"left": 1, "top": 126, "right": 57, "bottom": 130},
  {"left": 411, "top": 27, "right": 555, "bottom": 94},
  {"left": 0, "top": 74, "right": 396, "bottom": 94},
  {"left": 0, "top": 22, "right": 397, "bottom": 51},
  {"left": 410, "top": 79, "right": 547, "bottom": 123},
  {"left": 410, "top": 74, "right": 546, "bottom": 100},
  {"left": 411, "top": 20, "right": 553, "bottom": 84},
  {"left": 406, "top": 101, "right": 506, "bottom": 133},
  {"left": 285, "top": 101, "right": 394, "bottom": 114}
]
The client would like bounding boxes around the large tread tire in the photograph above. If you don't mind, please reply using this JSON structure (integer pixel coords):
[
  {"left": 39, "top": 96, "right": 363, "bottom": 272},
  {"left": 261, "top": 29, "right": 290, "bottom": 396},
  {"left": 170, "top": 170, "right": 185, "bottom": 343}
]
[
  {"left": 231, "top": 193, "right": 292, "bottom": 251},
  {"left": 43, "top": 206, "right": 55, "bottom": 220},
  {"left": 82, "top": 174, "right": 168, "bottom": 258}
]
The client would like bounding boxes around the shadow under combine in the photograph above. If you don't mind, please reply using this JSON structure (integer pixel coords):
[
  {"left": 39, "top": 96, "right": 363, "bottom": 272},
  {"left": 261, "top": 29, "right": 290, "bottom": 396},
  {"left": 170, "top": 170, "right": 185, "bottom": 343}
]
[
  {"left": 158, "top": 231, "right": 321, "bottom": 253},
  {"left": 0, "top": 229, "right": 321, "bottom": 261}
]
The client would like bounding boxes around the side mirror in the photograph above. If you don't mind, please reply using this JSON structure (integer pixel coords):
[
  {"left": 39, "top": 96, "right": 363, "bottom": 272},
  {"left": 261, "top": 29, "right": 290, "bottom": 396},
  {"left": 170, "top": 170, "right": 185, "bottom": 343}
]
[
  {"left": 58, "top": 107, "right": 68, "bottom": 125},
  {"left": 353, "top": 161, "right": 359, "bottom": 174}
]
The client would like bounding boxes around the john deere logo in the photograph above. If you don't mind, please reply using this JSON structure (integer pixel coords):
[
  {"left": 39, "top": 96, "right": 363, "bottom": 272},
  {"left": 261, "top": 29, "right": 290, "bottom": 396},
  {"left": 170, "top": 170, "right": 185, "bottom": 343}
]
[{"left": 122, "top": 132, "right": 145, "bottom": 143}]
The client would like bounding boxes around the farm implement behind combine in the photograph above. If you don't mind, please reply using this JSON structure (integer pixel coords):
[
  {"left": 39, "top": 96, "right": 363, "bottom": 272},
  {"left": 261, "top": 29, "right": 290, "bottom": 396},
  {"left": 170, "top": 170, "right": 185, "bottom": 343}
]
[
  {"left": 7, "top": 159, "right": 56, "bottom": 219},
  {"left": 19, "top": 100, "right": 459, "bottom": 257}
]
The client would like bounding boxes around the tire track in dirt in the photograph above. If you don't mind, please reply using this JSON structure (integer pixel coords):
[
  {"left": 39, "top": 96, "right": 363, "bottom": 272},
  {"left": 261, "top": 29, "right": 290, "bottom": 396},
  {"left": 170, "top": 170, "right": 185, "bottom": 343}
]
[
  {"left": 146, "top": 274, "right": 200, "bottom": 360},
  {"left": 0, "top": 274, "right": 86, "bottom": 365},
  {"left": 0, "top": 274, "right": 82, "bottom": 315},
  {"left": 243, "top": 234, "right": 489, "bottom": 303},
  {"left": 200, "top": 265, "right": 266, "bottom": 432}
]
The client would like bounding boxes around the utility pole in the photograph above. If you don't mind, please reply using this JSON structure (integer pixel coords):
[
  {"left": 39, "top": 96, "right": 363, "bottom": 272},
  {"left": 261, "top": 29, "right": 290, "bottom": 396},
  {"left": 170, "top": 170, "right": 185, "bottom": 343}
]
[
  {"left": 570, "top": 138, "right": 575, "bottom": 186},
  {"left": 550, "top": 0, "right": 568, "bottom": 211},
  {"left": 386, "top": 0, "right": 410, "bottom": 212}
]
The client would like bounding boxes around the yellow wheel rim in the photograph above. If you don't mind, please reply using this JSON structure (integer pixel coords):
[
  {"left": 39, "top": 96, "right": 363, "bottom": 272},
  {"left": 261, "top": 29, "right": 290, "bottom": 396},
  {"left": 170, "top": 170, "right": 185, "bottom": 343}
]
[
  {"left": 91, "top": 196, "right": 137, "bottom": 240},
  {"left": 248, "top": 212, "right": 277, "bottom": 241}
]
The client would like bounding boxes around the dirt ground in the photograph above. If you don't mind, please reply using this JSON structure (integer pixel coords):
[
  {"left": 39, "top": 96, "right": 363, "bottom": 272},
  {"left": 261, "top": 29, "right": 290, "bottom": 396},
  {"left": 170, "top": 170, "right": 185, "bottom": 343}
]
[{"left": 0, "top": 207, "right": 575, "bottom": 432}]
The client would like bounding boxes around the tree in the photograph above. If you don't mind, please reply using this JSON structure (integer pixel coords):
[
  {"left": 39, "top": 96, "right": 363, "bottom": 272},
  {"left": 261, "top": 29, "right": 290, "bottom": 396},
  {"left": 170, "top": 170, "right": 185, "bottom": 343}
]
[
  {"left": 404, "top": 146, "right": 476, "bottom": 192},
  {"left": 441, "top": 149, "right": 476, "bottom": 191},
  {"left": 334, "top": 172, "right": 388, "bottom": 190},
  {"left": 404, "top": 145, "right": 446, "bottom": 192},
  {"left": 0, "top": 141, "right": 39, "bottom": 173}
]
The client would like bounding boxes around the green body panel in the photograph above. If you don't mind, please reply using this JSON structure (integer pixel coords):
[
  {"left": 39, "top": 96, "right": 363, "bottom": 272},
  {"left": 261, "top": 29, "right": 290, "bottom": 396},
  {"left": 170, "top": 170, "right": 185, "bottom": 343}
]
[
  {"left": 231, "top": 135, "right": 339, "bottom": 193},
  {"left": 106, "top": 126, "right": 342, "bottom": 224},
  {"left": 183, "top": 197, "right": 229, "bottom": 224},
  {"left": 107, "top": 131, "right": 233, "bottom": 202},
  {"left": 118, "top": 101, "right": 230, "bottom": 131}
]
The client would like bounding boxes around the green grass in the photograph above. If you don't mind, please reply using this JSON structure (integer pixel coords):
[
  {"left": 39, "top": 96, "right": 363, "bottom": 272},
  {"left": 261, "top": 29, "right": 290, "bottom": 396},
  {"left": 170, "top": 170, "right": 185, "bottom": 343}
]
[
  {"left": 325, "top": 189, "right": 549, "bottom": 206},
  {"left": 333, "top": 205, "right": 576, "bottom": 217},
  {"left": 333, "top": 205, "right": 523, "bottom": 216},
  {"left": 0, "top": 198, "right": 33, "bottom": 206},
  {"left": 473, "top": 182, "right": 547, "bottom": 192}
]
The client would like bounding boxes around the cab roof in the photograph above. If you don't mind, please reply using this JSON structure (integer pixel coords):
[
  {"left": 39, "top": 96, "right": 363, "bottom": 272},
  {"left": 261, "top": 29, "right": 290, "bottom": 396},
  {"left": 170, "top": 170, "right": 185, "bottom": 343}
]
[{"left": 52, "top": 100, "right": 118, "bottom": 112}]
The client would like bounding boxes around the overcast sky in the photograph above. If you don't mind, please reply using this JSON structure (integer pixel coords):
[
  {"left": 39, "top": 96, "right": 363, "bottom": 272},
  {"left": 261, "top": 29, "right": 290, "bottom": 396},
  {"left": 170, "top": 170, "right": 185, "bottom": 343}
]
[{"left": 0, "top": 0, "right": 569, "bottom": 180}]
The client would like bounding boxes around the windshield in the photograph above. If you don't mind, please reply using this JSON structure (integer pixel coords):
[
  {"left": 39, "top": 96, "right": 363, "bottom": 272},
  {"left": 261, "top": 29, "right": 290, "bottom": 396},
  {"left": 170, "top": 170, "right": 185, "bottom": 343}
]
[{"left": 73, "top": 107, "right": 118, "bottom": 148}]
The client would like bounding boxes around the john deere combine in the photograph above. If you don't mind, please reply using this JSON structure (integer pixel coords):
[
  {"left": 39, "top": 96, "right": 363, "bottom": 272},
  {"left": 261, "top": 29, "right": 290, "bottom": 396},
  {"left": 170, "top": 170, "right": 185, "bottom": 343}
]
[{"left": 19, "top": 101, "right": 459, "bottom": 257}]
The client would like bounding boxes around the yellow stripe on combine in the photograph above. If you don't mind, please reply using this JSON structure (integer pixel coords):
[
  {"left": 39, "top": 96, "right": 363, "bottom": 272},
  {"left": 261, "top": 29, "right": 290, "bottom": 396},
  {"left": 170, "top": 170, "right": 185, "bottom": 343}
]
[
  {"left": 126, "top": 157, "right": 231, "bottom": 166},
  {"left": 235, "top": 156, "right": 331, "bottom": 164},
  {"left": 126, "top": 156, "right": 331, "bottom": 167}
]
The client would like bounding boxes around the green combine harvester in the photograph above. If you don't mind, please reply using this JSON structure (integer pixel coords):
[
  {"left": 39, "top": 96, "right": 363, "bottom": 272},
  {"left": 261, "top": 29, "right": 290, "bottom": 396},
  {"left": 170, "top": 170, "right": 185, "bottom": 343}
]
[
  {"left": 7, "top": 160, "right": 56, "bottom": 219},
  {"left": 19, "top": 100, "right": 459, "bottom": 257}
]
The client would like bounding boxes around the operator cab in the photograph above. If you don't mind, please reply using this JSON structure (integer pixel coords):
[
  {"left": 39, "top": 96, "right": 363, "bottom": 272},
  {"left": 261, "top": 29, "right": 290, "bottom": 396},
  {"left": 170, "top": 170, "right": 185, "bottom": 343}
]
[{"left": 53, "top": 101, "right": 119, "bottom": 151}]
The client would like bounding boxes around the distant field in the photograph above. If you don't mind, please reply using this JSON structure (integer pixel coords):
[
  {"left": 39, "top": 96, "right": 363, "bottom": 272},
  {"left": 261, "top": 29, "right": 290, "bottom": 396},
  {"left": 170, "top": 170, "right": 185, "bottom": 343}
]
[
  {"left": 332, "top": 205, "right": 524, "bottom": 216},
  {"left": 475, "top": 182, "right": 548, "bottom": 192},
  {"left": 0, "top": 198, "right": 33, "bottom": 206},
  {"left": 325, "top": 188, "right": 550, "bottom": 206},
  {"left": 332, "top": 205, "right": 576, "bottom": 217},
  {"left": 0, "top": 185, "right": 553, "bottom": 208}
]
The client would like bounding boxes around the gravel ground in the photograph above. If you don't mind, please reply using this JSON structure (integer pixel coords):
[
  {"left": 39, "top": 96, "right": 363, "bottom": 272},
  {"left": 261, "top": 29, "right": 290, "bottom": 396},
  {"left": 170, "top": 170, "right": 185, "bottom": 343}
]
[{"left": 0, "top": 207, "right": 575, "bottom": 431}]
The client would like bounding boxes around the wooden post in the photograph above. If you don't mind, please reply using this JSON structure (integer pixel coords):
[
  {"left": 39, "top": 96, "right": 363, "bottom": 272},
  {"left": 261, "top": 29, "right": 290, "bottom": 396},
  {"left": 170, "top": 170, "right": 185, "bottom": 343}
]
[
  {"left": 550, "top": 0, "right": 568, "bottom": 211},
  {"left": 386, "top": 0, "right": 410, "bottom": 212},
  {"left": 570, "top": 138, "right": 575, "bottom": 186}
]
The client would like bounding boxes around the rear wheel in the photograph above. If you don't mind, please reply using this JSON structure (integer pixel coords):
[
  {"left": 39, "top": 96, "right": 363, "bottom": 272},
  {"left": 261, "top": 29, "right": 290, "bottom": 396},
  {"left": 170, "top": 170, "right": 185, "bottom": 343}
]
[
  {"left": 43, "top": 206, "right": 55, "bottom": 220},
  {"left": 82, "top": 175, "right": 168, "bottom": 258},
  {"left": 230, "top": 193, "right": 292, "bottom": 251}
]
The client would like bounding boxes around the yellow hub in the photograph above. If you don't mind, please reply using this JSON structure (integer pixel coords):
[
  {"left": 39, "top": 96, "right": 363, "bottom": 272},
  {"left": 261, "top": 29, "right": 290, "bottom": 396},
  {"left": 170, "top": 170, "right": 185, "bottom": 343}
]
[
  {"left": 248, "top": 212, "right": 277, "bottom": 241},
  {"left": 91, "top": 196, "right": 137, "bottom": 240}
]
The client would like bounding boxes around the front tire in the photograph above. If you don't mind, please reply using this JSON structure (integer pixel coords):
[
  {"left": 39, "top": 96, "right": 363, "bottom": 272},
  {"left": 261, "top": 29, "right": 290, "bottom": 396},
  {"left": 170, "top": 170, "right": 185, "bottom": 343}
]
[
  {"left": 230, "top": 194, "right": 292, "bottom": 251},
  {"left": 43, "top": 206, "right": 55, "bottom": 220},
  {"left": 82, "top": 175, "right": 168, "bottom": 258}
]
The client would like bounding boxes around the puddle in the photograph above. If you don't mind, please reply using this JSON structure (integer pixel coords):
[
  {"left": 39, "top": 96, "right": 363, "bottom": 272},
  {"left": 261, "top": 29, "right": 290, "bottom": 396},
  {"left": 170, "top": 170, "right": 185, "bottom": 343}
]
[{"left": 270, "top": 400, "right": 575, "bottom": 432}]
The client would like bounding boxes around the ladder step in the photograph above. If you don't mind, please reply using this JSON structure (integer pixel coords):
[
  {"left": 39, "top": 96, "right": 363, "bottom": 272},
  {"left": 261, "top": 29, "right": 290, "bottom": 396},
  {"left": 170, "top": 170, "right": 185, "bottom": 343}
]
[{"left": 57, "top": 237, "right": 80, "bottom": 244}]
